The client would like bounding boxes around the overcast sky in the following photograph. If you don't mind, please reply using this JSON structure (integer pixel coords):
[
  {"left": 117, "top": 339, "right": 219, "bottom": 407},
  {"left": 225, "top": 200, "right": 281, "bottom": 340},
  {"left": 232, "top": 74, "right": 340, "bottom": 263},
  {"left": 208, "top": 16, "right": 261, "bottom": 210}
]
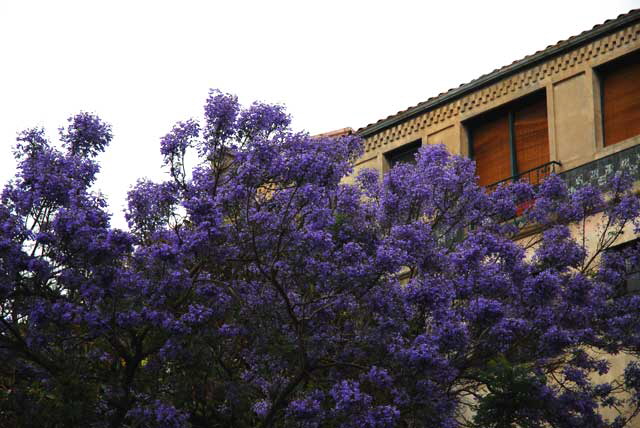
[{"left": 1, "top": 0, "right": 639, "bottom": 228}]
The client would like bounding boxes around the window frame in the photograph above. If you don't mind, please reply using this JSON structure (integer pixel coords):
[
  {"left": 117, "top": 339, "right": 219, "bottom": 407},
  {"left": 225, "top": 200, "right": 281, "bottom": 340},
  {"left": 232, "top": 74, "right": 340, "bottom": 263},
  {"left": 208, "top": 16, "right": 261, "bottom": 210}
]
[
  {"left": 466, "top": 89, "right": 550, "bottom": 187},
  {"left": 384, "top": 139, "right": 422, "bottom": 169},
  {"left": 607, "top": 238, "right": 640, "bottom": 295},
  {"left": 596, "top": 48, "right": 640, "bottom": 148}
]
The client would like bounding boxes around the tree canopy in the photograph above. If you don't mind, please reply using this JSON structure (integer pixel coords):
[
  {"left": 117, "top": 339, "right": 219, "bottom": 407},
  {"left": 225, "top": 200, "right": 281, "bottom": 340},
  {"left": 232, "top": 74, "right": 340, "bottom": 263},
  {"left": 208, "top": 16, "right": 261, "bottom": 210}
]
[{"left": 2, "top": 90, "right": 640, "bottom": 427}]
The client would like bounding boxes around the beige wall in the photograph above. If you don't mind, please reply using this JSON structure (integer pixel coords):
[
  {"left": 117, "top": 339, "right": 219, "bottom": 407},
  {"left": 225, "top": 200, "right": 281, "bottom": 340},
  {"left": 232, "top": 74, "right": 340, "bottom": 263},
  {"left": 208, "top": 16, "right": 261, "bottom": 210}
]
[
  {"left": 344, "top": 154, "right": 379, "bottom": 185},
  {"left": 427, "top": 124, "right": 459, "bottom": 155},
  {"left": 552, "top": 72, "right": 596, "bottom": 169}
]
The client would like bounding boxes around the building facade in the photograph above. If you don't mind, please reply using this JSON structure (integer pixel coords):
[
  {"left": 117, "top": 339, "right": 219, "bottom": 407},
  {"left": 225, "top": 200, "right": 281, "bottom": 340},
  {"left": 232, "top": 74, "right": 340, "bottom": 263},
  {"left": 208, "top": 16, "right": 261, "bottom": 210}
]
[
  {"left": 349, "top": 8, "right": 640, "bottom": 425},
  {"left": 353, "top": 9, "right": 640, "bottom": 197}
]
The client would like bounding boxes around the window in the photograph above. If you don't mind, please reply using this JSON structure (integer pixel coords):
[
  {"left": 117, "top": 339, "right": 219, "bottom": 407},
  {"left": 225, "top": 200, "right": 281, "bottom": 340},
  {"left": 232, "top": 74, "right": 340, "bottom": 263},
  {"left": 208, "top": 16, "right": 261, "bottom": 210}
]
[
  {"left": 599, "top": 49, "right": 640, "bottom": 147},
  {"left": 468, "top": 91, "right": 550, "bottom": 188},
  {"left": 385, "top": 139, "right": 422, "bottom": 168},
  {"left": 608, "top": 239, "right": 640, "bottom": 294}
]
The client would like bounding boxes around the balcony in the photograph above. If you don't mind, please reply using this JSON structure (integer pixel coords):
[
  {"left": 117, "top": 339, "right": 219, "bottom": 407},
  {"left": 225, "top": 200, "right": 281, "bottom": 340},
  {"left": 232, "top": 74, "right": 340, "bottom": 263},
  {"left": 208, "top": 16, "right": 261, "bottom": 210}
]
[
  {"left": 485, "top": 142, "right": 640, "bottom": 196},
  {"left": 486, "top": 161, "right": 562, "bottom": 193},
  {"left": 560, "top": 143, "right": 640, "bottom": 193}
]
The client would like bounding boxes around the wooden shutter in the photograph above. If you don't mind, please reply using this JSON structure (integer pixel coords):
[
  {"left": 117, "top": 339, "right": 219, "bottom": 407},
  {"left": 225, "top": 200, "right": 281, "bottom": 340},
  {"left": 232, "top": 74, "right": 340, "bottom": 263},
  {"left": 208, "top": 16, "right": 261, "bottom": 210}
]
[
  {"left": 602, "top": 51, "right": 640, "bottom": 147},
  {"left": 471, "top": 113, "right": 511, "bottom": 187},
  {"left": 513, "top": 94, "right": 550, "bottom": 184}
]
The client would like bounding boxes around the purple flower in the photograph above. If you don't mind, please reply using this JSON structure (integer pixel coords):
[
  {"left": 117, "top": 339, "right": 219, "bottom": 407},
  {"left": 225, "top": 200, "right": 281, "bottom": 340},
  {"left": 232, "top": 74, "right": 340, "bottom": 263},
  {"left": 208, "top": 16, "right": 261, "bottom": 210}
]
[{"left": 59, "top": 112, "right": 112, "bottom": 158}]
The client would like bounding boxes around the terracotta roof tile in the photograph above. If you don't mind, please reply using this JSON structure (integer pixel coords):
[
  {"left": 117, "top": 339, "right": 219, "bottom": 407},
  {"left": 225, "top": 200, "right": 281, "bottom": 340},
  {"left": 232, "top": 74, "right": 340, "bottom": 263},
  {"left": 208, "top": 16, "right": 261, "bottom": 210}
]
[{"left": 312, "top": 127, "right": 354, "bottom": 138}]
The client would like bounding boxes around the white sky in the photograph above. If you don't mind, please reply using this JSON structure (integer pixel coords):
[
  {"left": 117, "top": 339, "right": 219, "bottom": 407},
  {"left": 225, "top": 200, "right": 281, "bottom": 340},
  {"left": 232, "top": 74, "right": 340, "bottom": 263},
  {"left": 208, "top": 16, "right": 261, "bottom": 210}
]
[{"left": 1, "top": 0, "right": 639, "bottom": 228}]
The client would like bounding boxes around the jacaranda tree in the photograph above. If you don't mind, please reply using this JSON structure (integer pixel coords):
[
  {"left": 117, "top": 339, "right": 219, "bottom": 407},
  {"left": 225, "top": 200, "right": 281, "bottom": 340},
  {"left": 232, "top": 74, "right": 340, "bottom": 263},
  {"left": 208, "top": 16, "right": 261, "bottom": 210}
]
[{"left": 2, "top": 90, "right": 640, "bottom": 428}]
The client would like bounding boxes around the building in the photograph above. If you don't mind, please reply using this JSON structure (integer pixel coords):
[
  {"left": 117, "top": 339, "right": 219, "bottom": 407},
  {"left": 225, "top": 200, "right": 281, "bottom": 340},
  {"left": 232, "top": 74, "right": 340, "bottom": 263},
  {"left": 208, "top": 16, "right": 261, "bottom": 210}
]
[
  {"left": 353, "top": 9, "right": 640, "bottom": 196},
  {"left": 348, "top": 8, "right": 640, "bottom": 425},
  {"left": 349, "top": 6, "right": 640, "bottom": 302}
]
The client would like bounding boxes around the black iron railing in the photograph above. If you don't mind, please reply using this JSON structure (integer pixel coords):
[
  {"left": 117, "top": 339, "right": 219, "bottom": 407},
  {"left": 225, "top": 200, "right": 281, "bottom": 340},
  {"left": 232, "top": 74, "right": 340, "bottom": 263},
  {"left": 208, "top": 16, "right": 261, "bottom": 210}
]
[{"left": 487, "top": 161, "right": 562, "bottom": 192}]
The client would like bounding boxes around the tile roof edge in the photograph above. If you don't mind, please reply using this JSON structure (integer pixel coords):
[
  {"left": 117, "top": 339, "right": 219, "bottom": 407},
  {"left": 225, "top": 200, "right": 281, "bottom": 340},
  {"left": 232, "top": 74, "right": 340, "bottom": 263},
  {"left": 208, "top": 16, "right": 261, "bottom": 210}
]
[
  {"left": 312, "top": 127, "right": 354, "bottom": 138},
  {"left": 357, "top": 9, "right": 640, "bottom": 138}
]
